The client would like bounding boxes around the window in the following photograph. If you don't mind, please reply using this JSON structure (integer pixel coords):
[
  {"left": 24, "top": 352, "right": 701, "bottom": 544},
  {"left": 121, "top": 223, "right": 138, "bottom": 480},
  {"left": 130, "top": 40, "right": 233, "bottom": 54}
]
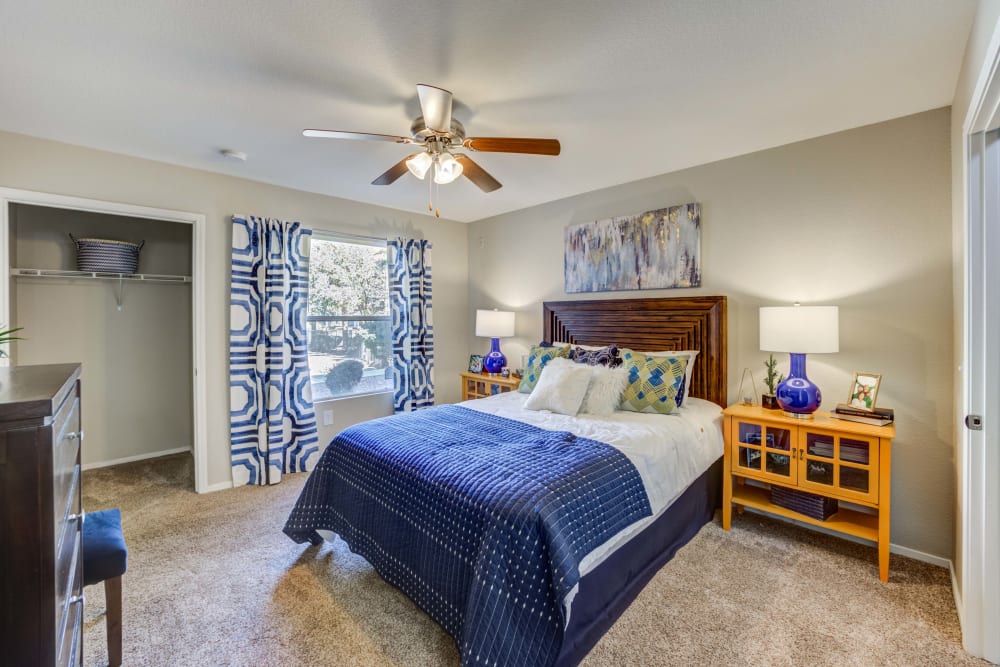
[{"left": 307, "top": 233, "right": 392, "bottom": 401}]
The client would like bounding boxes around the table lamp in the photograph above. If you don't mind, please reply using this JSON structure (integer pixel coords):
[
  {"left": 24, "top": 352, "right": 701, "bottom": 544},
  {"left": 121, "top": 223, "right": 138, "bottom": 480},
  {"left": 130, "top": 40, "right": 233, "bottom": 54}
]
[
  {"left": 759, "top": 305, "right": 839, "bottom": 418},
  {"left": 476, "top": 309, "right": 515, "bottom": 374}
]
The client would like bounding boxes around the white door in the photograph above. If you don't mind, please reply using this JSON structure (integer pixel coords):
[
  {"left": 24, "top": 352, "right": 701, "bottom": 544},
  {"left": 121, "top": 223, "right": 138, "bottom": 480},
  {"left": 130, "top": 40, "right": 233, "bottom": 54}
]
[{"left": 963, "top": 127, "right": 1000, "bottom": 662}]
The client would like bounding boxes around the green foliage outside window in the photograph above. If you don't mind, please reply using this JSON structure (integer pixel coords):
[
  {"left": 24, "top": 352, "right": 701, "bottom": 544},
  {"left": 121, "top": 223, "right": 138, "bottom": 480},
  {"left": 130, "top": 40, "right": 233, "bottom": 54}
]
[
  {"left": 309, "top": 241, "right": 388, "bottom": 318},
  {"left": 308, "top": 238, "right": 392, "bottom": 399}
]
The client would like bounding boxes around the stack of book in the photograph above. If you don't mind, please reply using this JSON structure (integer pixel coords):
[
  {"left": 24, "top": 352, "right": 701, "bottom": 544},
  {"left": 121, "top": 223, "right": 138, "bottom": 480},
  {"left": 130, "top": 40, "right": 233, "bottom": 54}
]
[
  {"left": 831, "top": 403, "right": 894, "bottom": 427},
  {"left": 770, "top": 485, "right": 838, "bottom": 521}
]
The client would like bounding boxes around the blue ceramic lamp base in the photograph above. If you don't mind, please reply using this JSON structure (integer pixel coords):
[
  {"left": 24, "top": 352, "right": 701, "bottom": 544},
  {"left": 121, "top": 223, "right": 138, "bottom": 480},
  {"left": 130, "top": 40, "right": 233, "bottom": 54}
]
[
  {"left": 483, "top": 337, "right": 507, "bottom": 374},
  {"left": 775, "top": 353, "right": 821, "bottom": 419}
]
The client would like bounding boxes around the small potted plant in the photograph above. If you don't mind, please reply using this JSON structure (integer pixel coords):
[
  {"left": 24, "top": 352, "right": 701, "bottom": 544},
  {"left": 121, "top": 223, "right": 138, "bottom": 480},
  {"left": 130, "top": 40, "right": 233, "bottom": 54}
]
[
  {"left": 762, "top": 353, "right": 783, "bottom": 410},
  {"left": 0, "top": 325, "right": 23, "bottom": 359}
]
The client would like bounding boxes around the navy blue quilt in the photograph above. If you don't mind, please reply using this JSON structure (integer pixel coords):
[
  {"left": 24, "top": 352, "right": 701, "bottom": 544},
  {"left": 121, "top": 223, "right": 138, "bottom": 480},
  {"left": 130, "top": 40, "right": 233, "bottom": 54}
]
[{"left": 283, "top": 405, "right": 651, "bottom": 666}]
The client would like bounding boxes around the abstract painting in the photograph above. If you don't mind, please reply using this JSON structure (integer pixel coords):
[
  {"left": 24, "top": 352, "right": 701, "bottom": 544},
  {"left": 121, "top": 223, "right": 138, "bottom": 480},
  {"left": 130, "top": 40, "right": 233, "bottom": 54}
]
[{"left": 564, "top": 203, "right": 701, "bottom": 293}]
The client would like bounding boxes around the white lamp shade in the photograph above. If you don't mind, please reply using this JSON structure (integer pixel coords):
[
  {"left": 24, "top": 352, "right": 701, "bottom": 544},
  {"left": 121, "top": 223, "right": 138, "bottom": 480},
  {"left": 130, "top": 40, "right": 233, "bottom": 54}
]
[
  {"left": 434, "top": 153, "right": 464, "bottom": 184},
  {"left": 759, "top": 306, "right": 839, "bottom": 354},
  {"left": 476, "top": 309, "right": 515, "bottom": 338},
  {"left": 406, "top": 152, "right": 433, "bottom": 179}
]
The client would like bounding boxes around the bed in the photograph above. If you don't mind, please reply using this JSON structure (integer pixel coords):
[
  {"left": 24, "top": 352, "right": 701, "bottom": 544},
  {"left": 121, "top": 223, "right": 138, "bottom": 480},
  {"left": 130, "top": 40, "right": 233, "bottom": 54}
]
[{"left": 284, "top": 296, "right": 728, "bottom": 666}]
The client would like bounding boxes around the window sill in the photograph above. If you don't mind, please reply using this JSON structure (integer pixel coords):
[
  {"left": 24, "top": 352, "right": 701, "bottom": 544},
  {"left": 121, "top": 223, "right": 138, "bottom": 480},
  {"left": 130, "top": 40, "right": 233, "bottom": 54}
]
[{"left": 313, "top": 389, "right": 393, "bottom": 406}]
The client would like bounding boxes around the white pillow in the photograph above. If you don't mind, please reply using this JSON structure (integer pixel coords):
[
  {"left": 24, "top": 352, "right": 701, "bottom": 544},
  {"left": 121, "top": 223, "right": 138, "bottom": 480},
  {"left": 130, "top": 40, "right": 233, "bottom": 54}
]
[
  {"left": 634, "top": 348, "right": 699, "bottom": 406},
  {"left": 580, "top": 365, "right": 629, "bottom": 417},
  {"left": 523, "top": 357, "right": 592, "bottom": 416}
]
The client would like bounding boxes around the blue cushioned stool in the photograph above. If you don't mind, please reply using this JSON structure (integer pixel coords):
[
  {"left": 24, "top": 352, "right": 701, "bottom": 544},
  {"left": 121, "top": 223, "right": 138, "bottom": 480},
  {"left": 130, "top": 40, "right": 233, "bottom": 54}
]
[{"left": 82, "top": 508, "right": 127, "bottom": 667}]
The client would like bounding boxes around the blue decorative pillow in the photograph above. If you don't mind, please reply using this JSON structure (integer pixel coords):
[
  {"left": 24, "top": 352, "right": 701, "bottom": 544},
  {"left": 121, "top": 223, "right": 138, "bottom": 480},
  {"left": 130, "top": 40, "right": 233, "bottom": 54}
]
[
  {"left": 571, "top": 344, "right": 621, "bottom": 367},
  {"left": 673, "top": 374, "right": 687, "bottom": 409},
  {"left": 619, "top": 349, "right": 689, "bottom": 415}
]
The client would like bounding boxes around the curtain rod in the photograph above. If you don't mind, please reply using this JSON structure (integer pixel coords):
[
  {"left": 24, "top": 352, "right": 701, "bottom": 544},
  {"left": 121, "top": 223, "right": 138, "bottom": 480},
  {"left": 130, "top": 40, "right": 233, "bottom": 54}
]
[
  {"left": 233, "top": 214, "right": 391, "bottom": 244},
  {"left": 312, "top": 228, "right": 389, "bottom": 244}
]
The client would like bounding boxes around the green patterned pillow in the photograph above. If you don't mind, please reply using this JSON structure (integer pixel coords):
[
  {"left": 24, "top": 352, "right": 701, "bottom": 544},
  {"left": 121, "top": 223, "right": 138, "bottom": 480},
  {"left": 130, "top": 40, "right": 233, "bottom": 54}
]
[
  {"left": 619, "top": 348, "right": 689, "bottom": 414},
  {"left": 518, "top": 344, "right": 572, "bottom": 393}
]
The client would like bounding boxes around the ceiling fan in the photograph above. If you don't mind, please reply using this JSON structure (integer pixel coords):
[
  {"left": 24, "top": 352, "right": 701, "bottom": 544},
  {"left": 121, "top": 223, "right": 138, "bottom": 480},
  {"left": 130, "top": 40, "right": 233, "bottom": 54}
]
[{"left": 303, "top": 84, "right": 560, "bottom": 215}]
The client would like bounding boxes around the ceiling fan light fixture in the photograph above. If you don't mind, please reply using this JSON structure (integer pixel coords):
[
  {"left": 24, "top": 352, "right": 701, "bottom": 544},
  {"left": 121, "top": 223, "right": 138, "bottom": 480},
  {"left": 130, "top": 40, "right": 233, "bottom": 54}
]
[
  {"left": 406, "top": 151, "right": 433, "bottom": 179},
  {"left": 434, "top": 152, "right": 463, "bottom": 184},
  {"left": 304, "top": 83, "right": 560, "bottom": 201}
]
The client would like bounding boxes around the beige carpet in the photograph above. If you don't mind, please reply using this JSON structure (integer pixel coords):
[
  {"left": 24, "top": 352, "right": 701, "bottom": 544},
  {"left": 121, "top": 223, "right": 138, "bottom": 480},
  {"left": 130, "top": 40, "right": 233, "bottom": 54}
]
[{"left": 81, "top": 453, "right": 982, "bottom": 666}]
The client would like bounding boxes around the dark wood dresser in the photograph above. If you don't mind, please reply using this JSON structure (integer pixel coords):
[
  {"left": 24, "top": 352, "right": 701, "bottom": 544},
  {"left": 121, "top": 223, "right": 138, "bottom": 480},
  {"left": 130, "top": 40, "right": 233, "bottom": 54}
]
[{"left": 0, "top": 364, "right": 83, "bottom": 666}]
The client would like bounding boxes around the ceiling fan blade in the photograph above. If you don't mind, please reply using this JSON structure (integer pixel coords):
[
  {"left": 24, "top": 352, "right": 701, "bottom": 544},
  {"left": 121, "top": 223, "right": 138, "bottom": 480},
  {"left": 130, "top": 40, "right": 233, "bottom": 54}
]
[
  {"left": 416, "top": 84, "right": 453, "bottom": 133},
  {"left": 303, "top": 129, "right": 417, "bottom": 144},
  {"left": 462, "top": 137, "right": 561, "bottom": 156},
  {"left": 372, "top": 153, "right": 422, "bottom": 185},
  {"left": 455, "top": 155, "right": 502, "bottom": 192}
]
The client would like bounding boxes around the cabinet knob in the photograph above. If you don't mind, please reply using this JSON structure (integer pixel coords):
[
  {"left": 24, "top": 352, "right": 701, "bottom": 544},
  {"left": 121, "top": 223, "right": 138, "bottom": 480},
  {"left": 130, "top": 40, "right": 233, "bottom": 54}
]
[
  {"left": 68, "top": 510, "right": 86, "bottom": 524},
  {"left": 69, "top": 593, "right": 85, "bottom": 606}
]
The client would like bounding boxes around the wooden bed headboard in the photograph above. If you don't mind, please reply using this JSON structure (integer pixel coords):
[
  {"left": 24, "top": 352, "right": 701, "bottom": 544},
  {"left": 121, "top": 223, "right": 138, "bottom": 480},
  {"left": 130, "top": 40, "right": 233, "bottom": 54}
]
[{"left": 543, "top": 296, "right": 728, "bottom": 407}]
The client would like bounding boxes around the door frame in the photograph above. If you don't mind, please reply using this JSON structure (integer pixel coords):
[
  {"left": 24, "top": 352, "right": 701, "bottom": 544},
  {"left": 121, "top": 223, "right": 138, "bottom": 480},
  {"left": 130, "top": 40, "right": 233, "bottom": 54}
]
[
  {"left": 0, "top": 188, "right": 210, "bottom": 493},
  {"left": 959, "top": 17, "right": 1000, "bottom": 662}
]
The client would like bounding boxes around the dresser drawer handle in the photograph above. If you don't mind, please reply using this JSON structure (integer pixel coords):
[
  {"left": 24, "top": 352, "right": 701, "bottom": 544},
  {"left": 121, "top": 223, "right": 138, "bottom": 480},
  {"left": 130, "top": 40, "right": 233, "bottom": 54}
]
[{"left": 69, "top": 593, "right": 85, "bottom": 606}]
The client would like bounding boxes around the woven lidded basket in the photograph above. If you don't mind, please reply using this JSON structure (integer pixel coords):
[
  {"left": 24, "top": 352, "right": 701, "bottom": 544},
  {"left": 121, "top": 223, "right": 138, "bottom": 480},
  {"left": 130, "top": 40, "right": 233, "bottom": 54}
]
[{"left": 69, "top": 234, "right": 145, "bottom": 274}]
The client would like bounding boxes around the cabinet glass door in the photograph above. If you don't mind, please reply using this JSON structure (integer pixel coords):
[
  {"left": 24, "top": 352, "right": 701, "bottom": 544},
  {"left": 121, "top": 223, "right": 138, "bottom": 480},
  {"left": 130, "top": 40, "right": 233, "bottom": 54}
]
[
  {"left": 732, "top": 421, "right": 764, "bottom": 475},
  {"left": 762, "top": 425, "right": 794, "bottom": 483},
  {"left": 732, "top": 420, "right": 795, "bottom": 484},
  {"left": 836, "top": 437, "right": 878, "bottom": 503},
  {"left": 802, "top": 431, "right": 836, "bottom": 490},
  {"left": 798, "top": 430, "right": 879, "bottom": 504}
]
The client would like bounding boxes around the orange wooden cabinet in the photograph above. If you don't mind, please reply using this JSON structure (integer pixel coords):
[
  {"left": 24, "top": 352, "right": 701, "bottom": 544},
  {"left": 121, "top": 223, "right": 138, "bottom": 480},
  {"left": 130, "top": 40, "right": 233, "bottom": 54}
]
[
  {"left": 460, "top": 372, "right": 521, "bottom": 400},
  {"left": 721, "top": 404, "right": 896, "bottom": 582}
]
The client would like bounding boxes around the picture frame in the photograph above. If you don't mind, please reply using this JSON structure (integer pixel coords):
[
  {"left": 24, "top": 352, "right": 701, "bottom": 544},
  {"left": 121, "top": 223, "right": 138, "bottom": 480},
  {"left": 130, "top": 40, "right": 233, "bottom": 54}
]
[
  {"left": 468, "top": 354, "right": 484, "bottom": 373},
  {"left": 847, "top": 371, "right": 882, "bottom": 411}
]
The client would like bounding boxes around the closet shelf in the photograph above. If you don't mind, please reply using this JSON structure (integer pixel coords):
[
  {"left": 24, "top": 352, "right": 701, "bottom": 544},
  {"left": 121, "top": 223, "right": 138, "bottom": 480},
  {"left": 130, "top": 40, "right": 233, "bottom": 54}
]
[
  {"left": 10, "top": 268, "right": 191, "bottom": 283},
  {"left": 10, "top": 268, "right": 191, "bottom": 311}
]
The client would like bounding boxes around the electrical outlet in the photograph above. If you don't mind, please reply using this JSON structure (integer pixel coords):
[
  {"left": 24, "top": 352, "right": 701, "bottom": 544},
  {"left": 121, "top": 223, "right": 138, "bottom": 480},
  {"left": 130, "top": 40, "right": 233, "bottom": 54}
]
[
  {"left": 322, "top": 410, "right": 334, "bottom": 426},
  {"left": 479, "top": 237, "right": 486, "bottom": 249}
]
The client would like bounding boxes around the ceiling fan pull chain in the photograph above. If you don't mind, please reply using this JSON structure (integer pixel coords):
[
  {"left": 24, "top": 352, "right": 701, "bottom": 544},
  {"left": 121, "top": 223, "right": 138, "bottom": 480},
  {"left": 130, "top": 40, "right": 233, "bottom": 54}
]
[
  {"left": 428, "top": 169, "right": 433, "bottom": 213},
  {"left": 435, "top": 178, "right": 441, "bottom": 218}
]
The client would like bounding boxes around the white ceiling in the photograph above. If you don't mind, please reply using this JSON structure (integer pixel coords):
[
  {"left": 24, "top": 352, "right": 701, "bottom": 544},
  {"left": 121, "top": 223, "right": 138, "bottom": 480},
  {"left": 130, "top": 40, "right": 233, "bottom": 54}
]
[{"left": 0, "top": 1, "right": 975, "bottom": 223}]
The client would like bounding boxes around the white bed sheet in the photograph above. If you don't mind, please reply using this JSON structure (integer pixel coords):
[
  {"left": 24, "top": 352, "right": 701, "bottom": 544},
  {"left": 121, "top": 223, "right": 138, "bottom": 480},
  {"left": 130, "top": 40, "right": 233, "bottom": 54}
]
[{"left": 460, "top": 392, "right": 724, "bottom": 577}]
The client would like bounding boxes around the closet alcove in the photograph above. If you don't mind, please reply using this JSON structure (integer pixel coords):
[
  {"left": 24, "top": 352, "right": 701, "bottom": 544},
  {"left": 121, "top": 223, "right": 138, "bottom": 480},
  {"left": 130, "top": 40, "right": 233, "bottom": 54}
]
[{"left": 7, "top": 202, "right": 194, "bottom": 475}]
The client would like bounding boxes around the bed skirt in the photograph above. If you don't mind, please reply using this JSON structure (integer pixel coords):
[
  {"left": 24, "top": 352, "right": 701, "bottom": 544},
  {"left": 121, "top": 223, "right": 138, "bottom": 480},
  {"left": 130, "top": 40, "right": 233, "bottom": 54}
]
[{"left": 554, "top": 456, "right": 723, "bottom": 666}]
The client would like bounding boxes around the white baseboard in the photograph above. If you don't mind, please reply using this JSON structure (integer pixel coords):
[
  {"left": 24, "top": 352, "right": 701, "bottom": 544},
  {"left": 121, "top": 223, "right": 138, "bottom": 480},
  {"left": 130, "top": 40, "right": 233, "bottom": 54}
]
[
  {"left": 81, "top": 446, "right": 191, "bottom": 471},
  {"left": 890, "top": 542, "right": 951, "bottom": 569},
  {"left": 202, "top": 480, "right": 235, "bottom": 493},
  {"left": 951, "top": 561, "right": 964, "bottom": 628},
  {"left": 742, "top": 507, "right": 951, "bottom": 568}
]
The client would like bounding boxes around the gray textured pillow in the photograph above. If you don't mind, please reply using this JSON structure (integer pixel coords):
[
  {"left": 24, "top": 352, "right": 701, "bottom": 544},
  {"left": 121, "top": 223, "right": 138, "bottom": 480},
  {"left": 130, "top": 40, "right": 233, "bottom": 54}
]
[{"left": 571, "top": 343, "right": 621, "bottom": 367}]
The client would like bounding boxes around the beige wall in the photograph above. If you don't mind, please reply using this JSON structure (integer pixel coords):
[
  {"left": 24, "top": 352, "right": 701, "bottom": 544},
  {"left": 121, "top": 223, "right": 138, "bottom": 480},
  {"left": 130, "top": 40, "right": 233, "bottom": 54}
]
[
  {"left": 0, "top": 109, "right": 957, "bottom": 557},
  {"left": 949, "top": 0, "right": 1000, "bottom": 601},
  {"left": 10, "top": 204, "right": 193, "bottom": 466},
  {"left": 0, "top": 129, "right": 469, "bottom": 489},
  {"left": 469, "top": 108, "right": 954, "bottom": 559}
]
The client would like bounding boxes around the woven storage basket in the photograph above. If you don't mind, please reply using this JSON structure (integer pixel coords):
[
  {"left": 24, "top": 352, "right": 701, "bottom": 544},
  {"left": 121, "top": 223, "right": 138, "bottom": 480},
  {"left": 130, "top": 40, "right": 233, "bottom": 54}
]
[{"left": 69, "top": 234, "right": 144, "bottom": 274}]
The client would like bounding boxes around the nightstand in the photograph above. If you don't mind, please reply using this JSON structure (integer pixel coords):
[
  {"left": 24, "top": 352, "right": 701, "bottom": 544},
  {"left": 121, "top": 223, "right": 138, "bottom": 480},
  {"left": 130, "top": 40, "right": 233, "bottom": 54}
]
[
  {"left": 460, "top": 372, "right": 521, "bottom": 400},
  {"left": 721, "top": 404, "right": 896, "bottom": 582}
]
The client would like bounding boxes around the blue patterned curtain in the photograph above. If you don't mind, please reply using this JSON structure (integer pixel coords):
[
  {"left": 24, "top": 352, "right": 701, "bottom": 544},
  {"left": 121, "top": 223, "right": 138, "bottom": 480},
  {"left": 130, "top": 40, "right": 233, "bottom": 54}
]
[
  {"left": 389, "top": 238, "right": 434, "bottom": 412},
  {"left": 230, "top": 215, "right": 319, "bottom": 485}
]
